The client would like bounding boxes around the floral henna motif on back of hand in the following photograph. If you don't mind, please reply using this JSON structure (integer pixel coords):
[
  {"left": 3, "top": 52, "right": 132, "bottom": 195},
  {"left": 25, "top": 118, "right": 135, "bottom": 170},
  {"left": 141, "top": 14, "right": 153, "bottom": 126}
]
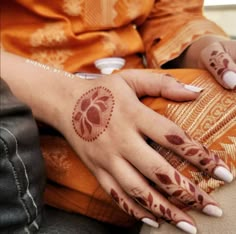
[{"left": 72, "top": 86, "right": 114, "bottom": 141}]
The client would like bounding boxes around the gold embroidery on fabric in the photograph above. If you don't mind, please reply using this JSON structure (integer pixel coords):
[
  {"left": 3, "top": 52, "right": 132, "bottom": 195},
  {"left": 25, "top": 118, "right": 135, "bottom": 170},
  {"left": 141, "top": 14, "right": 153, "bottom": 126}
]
[
  {"left": 152, "top": 75, "right": 235, "bottom": 192},
  {"left": 102, "top": 31, "right": 128, "bottom": 56},
  {"left": 63, "top": 0, "right": 84, "bottom": 16},
  {"left": 218, "top": 137, "right": 236, "bottom": 162},
  {"left": 123, "top": 0, "right": 142, "bottom": 19},
  {"left": 31, "top": 49, "right": 72, "bottom": 69},
  {"left": 30, "top": 23, "right": 67, "bottom": 47},
  {"left": 151, "top": 20, "right": 227, "bottom": 67},
  {"left": 84, "top": 0, "right": 118, "bottom": 27}
]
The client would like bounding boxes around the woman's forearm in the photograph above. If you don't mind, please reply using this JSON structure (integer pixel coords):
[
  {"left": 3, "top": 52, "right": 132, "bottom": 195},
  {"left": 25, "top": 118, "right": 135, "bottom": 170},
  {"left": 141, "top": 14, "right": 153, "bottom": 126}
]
[{"left": 0, "top": 51, "right": 87, "bottom": 129}]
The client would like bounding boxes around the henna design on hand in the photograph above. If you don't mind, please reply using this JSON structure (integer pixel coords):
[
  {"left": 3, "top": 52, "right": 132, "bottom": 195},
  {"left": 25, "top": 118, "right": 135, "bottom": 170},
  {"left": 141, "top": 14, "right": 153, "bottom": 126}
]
[
  {"left": 209, "top": 50, "right": 230, "bottom": 77},
  {"left": 72, "top": 86, "right": 114, "bottom": 141},
  {"left": 134, "top": 192, "right": 154, "bottom": 208},
  {"left": 155, "top": 169, "right": 209, "bottom": 210},
  {"left": 132, "top": 190, "right": 179, "bottom": 224},
  {"left": 165, "top": 134, "right": 225, "bottom": 174},
  {"left": 110, "top": 188, "right": 137, "bottom": 219}
]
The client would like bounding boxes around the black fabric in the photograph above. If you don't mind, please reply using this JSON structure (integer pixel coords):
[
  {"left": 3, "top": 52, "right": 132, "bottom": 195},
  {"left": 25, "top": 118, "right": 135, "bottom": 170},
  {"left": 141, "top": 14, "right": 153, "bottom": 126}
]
[{"left": 0, "top": 78, "right": 45, "bottom": 233}]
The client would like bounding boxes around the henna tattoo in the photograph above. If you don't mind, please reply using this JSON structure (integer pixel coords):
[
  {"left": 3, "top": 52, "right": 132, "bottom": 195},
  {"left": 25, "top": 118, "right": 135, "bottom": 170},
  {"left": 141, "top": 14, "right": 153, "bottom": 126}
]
[
  {"left": 189, "top": 183, "right": 195, "bottom": 193},
  {"left": 110, "top": 188, "right": 138, "bottom": 219},
  {"left": 155, "top": 169, "right": 207, "bottom": 209},
  {"left": 165, "top": 134, "right": 225, "bottom": 174},
  {"left": 72, "top": 86, "right": 114, "bottom": 141},
  {"left": 198, "top": 195, "right": 204, "bottom": 205},
  {"left": 159, "top": 204, "right": 173, "bottom": 222},
  {"left": 111, "top": 188, "right": 119, "bottom": 204},
  {"left": 134, "top": 192, "right": 153, "bottom": 208},
  {"left": 209, "top": 50, "right": 230, "bottom": 77},
  {"left": 172, "top": 190, "right": 183, "bottom": 197},
  {"left": 175, "top": 171, "right": 181, "bottom": 186},
  {"left": 165, "top": 135, "right": 184, "bottom": 145},
  {"left": 156, "top": 173, "right": 172, "bottom": 185}
]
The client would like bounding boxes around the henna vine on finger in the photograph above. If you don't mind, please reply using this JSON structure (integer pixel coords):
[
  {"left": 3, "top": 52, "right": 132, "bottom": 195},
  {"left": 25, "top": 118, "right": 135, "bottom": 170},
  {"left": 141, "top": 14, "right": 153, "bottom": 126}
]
[
  {"left": 72, "top": 86, "right": 114, "bottom": 141},
  {"left": 209, "top": 50, "right": 230, "bottom": 77},
  {"left": 110, "top": 188, "right": 138, "bottom": 219},
  {"left": 133, "top": 191, "right": 178, "bottom": 223},
  {"left": 134, "top": 192, "right": 153, "bottom": 208},
  {"left": 155, "top": 169, "right": 205, "bottom": 210},
  {"left": 165, "top": 134, "right": 225, "bottom": 174}
]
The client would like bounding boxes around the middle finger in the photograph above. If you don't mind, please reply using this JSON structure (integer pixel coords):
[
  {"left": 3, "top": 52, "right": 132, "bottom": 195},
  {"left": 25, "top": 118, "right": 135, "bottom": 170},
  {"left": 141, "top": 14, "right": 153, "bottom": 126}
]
[{"left": 136, "top": 105, "right": 233, "bottom": 183}]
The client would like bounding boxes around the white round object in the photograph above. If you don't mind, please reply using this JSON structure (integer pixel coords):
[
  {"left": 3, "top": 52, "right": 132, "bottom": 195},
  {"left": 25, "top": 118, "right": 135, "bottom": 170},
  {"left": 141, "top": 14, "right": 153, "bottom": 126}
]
[{"left": 94, "top": 57, "right": 126, "bottom": 75}]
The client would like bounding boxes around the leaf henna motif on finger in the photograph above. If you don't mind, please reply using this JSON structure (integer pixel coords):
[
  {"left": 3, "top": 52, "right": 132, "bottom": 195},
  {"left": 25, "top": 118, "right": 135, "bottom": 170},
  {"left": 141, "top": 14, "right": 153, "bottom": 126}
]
[
  {"left": 156, "top": 173, "right": 173, "bottom": 185},
  {"left": 110, "top": 189, "right": 139, "bottom": 219},
  {"left": 155, "top": 168, "right": 206, "bottom": 210},
  {"left": 174, "top": 172, "right": 181, "bottom": 186},
  {"left": 209, "top": 50, "right": 230, "bottom": 78},
  {"left": 134, "top": 192, "right": 154, "bottom": 208},
  {"left": 165, "top": 135, "right": 185, "bottom": 145},
  {"left": 165, "top": 133, "right": 225, "bottom": 174},
  {"left": 72, "top": 87, "right": 114, "bottom": 141},
  {"left": 111, "top": 188, "right": 119, "bottom": 204}
]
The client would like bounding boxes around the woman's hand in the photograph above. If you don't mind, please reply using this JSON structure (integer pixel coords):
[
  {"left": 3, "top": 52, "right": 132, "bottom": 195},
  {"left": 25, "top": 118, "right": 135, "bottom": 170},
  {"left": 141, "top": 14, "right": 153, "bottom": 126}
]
[
  {"left": 58, "top": 70, "right": 233, "bottom": 234},
  {"left": 176, "top": 36, "right": 236, "bottom": 90}
]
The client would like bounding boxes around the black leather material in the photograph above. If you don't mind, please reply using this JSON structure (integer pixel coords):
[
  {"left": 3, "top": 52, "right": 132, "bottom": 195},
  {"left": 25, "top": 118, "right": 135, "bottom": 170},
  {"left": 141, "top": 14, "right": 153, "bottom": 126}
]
[{"left": 0, "top": 78, "right": 45, "bottom": 233}]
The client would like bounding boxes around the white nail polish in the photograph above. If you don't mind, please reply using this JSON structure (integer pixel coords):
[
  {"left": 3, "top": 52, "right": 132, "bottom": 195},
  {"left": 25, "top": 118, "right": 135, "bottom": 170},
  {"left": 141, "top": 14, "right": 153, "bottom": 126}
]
[
  {"left": 176, "top": 221, "right": 197, "bottom": 234},
  {"left": 184, "top": 84, "right": 204, "bottom": 93},
  {"left": 214, "top": 166, "right": 233, "bottom": 183},
  {"left": 142, "top": 218, "right": 159, "bottom": 228},
  {"left": 223, "top": 71, "right": 236, "bottom": 89},
  {"left": 202, "top": 205, "right": 223, "bottom": 217}
]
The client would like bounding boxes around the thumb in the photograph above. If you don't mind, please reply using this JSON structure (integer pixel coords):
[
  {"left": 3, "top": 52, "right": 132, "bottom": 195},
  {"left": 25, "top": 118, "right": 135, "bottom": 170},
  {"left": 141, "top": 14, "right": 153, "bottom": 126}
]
[{"left": 118, "top": 69, "right": 203, "bottom": 101}]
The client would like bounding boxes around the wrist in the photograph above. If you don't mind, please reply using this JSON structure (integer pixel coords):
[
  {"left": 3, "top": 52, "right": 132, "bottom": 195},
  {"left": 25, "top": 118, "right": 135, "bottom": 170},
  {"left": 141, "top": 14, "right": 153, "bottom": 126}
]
[{"left": 1, "top": 51, "right": 89, "bottom": 133}]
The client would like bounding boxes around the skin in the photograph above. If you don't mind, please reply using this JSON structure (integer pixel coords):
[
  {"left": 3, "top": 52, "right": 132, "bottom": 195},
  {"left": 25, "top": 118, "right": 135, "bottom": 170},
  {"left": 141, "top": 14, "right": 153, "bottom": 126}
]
[
  {"left": 69, "top": 70, "right": 229, "bottom": 227},
  {"left": 1, "top": 35, "right": 235, "bottom": 231},
  {"left": 175, "top": 35, "right": 236, "bottom": 89}
]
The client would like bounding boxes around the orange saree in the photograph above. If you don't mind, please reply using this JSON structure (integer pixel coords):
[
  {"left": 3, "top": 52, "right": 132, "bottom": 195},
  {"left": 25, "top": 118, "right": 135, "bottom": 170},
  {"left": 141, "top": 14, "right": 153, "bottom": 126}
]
[{"left": 1, "top": 0, "right": 235, "bottom": 227}]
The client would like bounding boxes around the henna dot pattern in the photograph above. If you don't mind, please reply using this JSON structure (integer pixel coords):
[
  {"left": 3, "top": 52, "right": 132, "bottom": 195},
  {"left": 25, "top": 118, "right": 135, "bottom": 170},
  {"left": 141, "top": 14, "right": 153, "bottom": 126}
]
[{"left": 72, "top": 86, "right": 114, "bottom": 141}]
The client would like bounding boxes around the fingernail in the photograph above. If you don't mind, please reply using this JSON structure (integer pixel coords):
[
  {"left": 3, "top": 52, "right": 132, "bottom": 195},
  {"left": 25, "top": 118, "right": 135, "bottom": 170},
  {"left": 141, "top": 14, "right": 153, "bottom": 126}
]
[
  {"left": 184, "top": 84, "right": 204, "bottom": 93},
  {"left": 202, "top": 204, "right": 223, "bottom": 217},
  {"left": 223, "top": 71, "right": 236, "bottom": 89},
  {"left": 142, "top": 218, "right": 159, "bottom": 228},
  {"left": 214, "top": 166, "right": 233, "bottom": 183},
  {"left": 176, "top": 221, "right": 197, "bottom": 234}
]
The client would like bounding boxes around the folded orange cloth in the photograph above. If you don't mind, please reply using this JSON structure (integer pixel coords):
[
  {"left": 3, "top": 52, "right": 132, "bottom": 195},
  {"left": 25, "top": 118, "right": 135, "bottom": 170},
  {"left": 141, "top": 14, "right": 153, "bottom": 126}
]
[{"left": 40, "top": 69, "right": 235, "bottom": 226}]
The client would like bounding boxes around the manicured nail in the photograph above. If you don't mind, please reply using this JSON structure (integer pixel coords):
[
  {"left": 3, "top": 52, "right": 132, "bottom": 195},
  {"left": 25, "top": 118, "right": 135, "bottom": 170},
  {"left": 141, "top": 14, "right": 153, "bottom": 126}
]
[
  {"left": 214, "top": 166, "right": 233, "bottom": 183},
  {"left": 223, "top": 71, "right": 236, "bottom": 89},
  {"left": 202, "top": 204, "right": 223, "bottom": 217},
  {"left": 176, "top": 221, "right": 197, "bottom": 234},
  {"left": 184, "top": 84, "right": 204, "bottom": 93},
  {"left": 142, "top": 218, "right": 159, "bottom": 228}
]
